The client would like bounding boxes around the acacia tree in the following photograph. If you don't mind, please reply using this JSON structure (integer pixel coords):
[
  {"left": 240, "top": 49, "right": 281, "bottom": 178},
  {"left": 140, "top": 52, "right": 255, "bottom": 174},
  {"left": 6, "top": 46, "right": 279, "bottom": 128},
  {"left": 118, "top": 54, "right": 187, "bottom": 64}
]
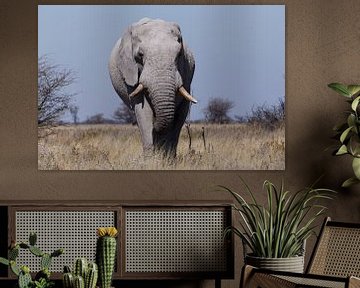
[
  {"left": 113, "top": 103, "right": 136, "bottom": 124},
  {"left": 204, "top": 97, "right": 234, "bottom": 124},
  {"left": 38, "top": 56, "right": 76, "bottom": 126}
]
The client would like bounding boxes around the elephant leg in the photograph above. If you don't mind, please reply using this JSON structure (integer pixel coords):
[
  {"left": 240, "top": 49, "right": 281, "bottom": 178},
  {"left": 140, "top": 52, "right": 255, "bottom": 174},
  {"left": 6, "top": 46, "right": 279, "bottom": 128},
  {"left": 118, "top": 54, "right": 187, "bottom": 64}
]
[
  {"left": 172, "top": 100, "right": 190, "bottom": 152},
  {"left": 134, "top": 97, "right": 154, "bottom": 156}
]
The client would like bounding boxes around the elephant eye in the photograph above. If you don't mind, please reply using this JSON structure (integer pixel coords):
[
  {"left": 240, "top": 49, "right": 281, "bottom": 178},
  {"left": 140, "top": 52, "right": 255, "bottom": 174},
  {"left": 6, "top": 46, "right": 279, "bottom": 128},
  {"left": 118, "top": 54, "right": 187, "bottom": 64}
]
[
  {"left": 177, "top": 36, "right": 182, "bottom": 44},
  {"left": 135, "top": 50, "right": 144, "bottom": 64}
]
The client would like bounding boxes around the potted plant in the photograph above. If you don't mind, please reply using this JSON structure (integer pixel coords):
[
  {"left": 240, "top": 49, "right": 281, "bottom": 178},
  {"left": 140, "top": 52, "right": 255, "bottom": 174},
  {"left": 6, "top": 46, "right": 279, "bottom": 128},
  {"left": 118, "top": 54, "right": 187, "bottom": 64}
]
[
  {"left": 221, "top": 179, "right": 334, "bottom": 273},
  {"left": 61, "top": 227, "right": 118, "bottom": 288},
  {"left": 328, "top": 83, "right": 360, "bottom": 187},
  {"left": 0, "top": 232, "right": 64, "bottom": 288},
  {"left": 62, "top": 258, "right": 98, "bottom": 288}
]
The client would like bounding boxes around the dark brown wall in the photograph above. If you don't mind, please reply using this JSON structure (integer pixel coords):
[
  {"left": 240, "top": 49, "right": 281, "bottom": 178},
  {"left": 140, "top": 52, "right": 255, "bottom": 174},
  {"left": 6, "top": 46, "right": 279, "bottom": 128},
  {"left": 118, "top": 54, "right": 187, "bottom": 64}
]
[{"left": 1, "top": 1, "right": 360, "bottom": 287}]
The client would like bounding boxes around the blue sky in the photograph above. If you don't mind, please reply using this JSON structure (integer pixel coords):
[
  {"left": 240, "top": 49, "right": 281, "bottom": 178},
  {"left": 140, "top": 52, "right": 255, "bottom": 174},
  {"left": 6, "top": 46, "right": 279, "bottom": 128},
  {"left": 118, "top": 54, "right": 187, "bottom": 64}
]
[{"left": 38, "top": 5, "right": 285, "bottom": 122}]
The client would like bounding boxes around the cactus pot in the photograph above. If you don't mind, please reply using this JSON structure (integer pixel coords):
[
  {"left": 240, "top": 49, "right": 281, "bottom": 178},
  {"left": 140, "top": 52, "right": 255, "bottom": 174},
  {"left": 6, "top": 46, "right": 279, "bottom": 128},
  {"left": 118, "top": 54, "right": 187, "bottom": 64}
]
[{"left": 245, "top": 254, "right": 305, "bottom": 273}]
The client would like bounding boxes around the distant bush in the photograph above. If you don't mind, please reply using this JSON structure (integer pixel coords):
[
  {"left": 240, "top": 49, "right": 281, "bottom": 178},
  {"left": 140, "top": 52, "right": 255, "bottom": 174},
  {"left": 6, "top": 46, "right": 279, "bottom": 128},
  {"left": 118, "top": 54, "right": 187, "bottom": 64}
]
[
  {"left": 84, "top": 113, "right": 115, "bottom": 124},
  {"left": 203, "top": 97, "right": 234, "bottom": 124},
  {"left": 113, "top": 103, "right": 136, "bottom": 124},
  {"left": 244, "top": 98, "right": 285, "bottom": 129}
]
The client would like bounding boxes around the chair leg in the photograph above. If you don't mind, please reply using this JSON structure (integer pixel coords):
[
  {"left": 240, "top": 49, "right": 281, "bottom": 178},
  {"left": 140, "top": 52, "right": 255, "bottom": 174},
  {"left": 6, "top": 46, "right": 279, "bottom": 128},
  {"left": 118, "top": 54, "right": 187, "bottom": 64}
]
[{"left": 240, "top": 265, "right": 255, "bottom": 288}]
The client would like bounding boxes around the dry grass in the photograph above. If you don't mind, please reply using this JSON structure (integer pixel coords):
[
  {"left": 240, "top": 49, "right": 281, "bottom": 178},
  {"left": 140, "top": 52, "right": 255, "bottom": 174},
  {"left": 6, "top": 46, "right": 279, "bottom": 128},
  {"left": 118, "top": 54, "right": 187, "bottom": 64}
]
[{"left": 38, "top": 123, "right": 285, "bottom": 170}]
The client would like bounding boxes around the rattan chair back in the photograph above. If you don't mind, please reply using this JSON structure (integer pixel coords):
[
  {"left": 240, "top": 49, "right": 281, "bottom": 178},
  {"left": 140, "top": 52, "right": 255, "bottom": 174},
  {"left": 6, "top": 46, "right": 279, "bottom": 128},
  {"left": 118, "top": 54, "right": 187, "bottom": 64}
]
[{"left": 307, "top": 217, "right": 360, "bottom": 278}]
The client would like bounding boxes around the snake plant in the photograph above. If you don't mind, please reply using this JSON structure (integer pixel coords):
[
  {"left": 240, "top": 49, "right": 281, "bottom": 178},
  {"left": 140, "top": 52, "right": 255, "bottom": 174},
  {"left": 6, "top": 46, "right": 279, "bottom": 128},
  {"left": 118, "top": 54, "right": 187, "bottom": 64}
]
[
  {"left": 328, "top": 83, "right": 360, "bottom": 187},
  {"left": 221, "top": 178, "right": 335, "bottom": 258}
]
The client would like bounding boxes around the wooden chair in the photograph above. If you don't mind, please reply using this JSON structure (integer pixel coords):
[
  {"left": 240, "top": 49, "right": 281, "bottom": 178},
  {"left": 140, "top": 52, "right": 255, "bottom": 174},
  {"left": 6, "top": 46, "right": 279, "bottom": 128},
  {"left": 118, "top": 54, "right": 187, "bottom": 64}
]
[{"left": 241, "top": 217, "right": 360, "bottom": 288}]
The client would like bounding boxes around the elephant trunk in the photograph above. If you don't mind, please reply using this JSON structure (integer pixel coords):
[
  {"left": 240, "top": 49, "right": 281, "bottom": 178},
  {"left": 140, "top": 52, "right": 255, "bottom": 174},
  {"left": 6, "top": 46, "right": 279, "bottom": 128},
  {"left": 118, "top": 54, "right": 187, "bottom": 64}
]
[{"left": 147, "top": 71, "right": 177, "bottom": 134}]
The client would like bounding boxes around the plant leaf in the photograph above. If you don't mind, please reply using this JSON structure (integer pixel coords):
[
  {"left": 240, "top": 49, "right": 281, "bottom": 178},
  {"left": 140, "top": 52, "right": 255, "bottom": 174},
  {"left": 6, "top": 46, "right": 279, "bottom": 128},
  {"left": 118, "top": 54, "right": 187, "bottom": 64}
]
[
  {"left": 352, "top": 157, "right": 360, "bottom": 179},
  {"left": 340, "top": 126, "right": 352, "bottom": 143},
  {"left": 349, "top": 135, "right": 360, "bottom": 157},
  {"left": 347, "top": 114, "right": 356, "bottom": 129},
  {"left": 336, "top": 145, "right": 348, "bottom": 155},
  {"left": 351, "top": 96, "right": 360, "bottom": 111},
  {"left": 10, "top": 261, "right": 20, "bottom": 276},
  {"left": 0, "top": 257, "right": 9, "bottom": 266},
  {"left": 347, "top": 85, "right": 360, "bottom": 97},
  {"left": 328, "top": 83, "right": 351, "bottom": 97},
  {"left": 342, "top": 177, "right": 360, "bottom": 188}
]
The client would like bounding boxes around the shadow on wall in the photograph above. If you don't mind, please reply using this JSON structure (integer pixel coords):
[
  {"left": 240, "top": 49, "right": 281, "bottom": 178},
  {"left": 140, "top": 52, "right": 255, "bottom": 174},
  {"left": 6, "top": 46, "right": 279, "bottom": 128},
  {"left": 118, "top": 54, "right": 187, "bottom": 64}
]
[
  {"left": 288, "top": 109, "right": 360, "bottom": 267},
  {"left": 0, "top": 208, "right": 7, "bottom": 278},
  {"left": 304, "top": 112, "right": 360, "bottom": 218}
]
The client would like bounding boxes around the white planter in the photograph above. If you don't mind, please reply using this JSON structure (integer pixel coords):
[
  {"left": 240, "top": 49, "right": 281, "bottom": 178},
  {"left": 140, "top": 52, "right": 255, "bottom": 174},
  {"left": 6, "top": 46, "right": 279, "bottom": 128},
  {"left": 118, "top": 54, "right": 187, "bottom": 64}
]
[{"left": 245, "top": 254, "right": 305, "bottom": 273}]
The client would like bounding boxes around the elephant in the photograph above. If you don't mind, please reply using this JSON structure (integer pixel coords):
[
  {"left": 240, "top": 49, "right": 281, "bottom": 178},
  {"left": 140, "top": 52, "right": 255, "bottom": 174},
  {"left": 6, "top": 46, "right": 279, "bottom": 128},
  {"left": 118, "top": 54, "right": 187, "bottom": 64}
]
[{"left": 109, "top": 18, "right": 196, "bottom": 157}]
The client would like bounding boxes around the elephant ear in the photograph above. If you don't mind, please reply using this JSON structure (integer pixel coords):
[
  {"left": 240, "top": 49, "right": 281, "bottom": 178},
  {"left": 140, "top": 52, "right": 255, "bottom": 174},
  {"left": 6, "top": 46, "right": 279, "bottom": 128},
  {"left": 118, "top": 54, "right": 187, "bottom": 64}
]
[
  {"left": 118, "top": 27, "right": 138, "bottom": 87},
  {"left": 179, "top": 43, "right": 195, "bottom": 91}
]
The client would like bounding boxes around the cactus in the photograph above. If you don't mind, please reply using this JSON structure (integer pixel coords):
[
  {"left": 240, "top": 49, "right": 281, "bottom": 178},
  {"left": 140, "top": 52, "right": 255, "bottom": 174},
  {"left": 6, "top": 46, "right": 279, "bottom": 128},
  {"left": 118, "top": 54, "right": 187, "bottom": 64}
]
[
  {"left": 29, "top": 232, "right": 37, "bottom": 246},
  {"left": 21, "top": 265, "right": 30, "bottom": 274},
  {"left": 63, "top": 260, "right": 98, "bottom": 288},
  {"left": 9, "top": 246, "right": 19, "bottom": 260},
  {"left": 74, "top": 275, "right": 85, "bottom": 288},
  {"left": 64, "top": 265, "right": 72, "bottom": 273},
  {"left": 0, "top": 257, "right": 9, "bottom": 266},
  {"left": 18, "top": 267, "right": 32, "bottom": 288},
  {"left": 10, "top": 260, "right": 20, "bottom": 276},
  {"left": 18, "top": 270, "right": 32, "bottom": 288},
  {"left": 63, "top": 272, "right": 74, "bottom": 288},
  {"left": 0, "top": 232, "right": 64, "bottom": 288},
  {"left": 41, "top": 253, "right": 52, "bottom": 270},
  {"left": 51, "top": 248, "right": 64, "bottom": 257},
  {"left": 74, "top": 258, "right": 88, "bottom": 279},
  {"left": 62, "top": 265, "right": 74, "bottom": 288},
  {"left": 29, "top": 245, "right": 44, "bottom": 257},
  {"left": 96, "top": 227, "right": 118, "bottom": 288},
  {"left": 19, "top": 243, "right": 30, "bottom": 249},
  {"left": 85, "top": 262, "right": 98, "bottom": 288},
  {"left": 35, "top": 268, "right": 50, "bottom": 281}
]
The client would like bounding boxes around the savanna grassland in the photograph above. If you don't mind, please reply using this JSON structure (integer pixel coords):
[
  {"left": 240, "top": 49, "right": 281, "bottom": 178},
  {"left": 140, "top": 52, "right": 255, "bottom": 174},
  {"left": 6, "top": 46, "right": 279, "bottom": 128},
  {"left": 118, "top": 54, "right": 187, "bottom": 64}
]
[{"left": 38, "top": 123, "right": 285, "bottom": 170}]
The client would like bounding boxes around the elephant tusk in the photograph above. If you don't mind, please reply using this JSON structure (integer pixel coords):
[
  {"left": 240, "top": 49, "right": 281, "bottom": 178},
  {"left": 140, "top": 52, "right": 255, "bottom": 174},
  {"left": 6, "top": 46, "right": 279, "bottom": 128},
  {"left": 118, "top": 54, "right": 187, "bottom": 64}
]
[
  {"left": 179, "top": 86, "right": 197, "bottom": 104},
  {"left": 129, "top": 83, "right": 144, "bottom": 98}
]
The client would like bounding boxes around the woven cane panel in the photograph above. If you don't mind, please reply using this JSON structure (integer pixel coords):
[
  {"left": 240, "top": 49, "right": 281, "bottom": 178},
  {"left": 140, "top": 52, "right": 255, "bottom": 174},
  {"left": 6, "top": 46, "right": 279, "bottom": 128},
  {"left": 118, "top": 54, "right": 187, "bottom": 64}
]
[
  {"left": 277, "top": 275, "right": 345, "bottom": 288},
  {"left": 15, "top": 211, "right": 115, "bottom": 272},
  {"left": 125, "top": 210, "right": 227, "bottom": 273},
  {"left": 251, "top": 273, "right": 297, "bottom": 288},
  {"left": 310, "top": 226, "right": 360, "bottom": 277}
]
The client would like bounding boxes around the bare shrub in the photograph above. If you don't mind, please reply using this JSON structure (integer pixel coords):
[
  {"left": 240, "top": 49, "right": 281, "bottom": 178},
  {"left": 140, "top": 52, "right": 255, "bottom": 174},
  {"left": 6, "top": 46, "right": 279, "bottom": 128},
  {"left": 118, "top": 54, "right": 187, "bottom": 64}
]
[
  {"left": 84, "top": 113, "right": 116, "bottom": 124},
  {"left": 203, "top": 97, "right": 234, "bottom": 124},
  {"left": 245, "top": 98, "right": 285, "bottom": 129},
  {"left": 38, "top": 56, "right": 77, "bottom": 126},
  {"left": 113, "top": 103, "right": 136, "bottom": 124}
]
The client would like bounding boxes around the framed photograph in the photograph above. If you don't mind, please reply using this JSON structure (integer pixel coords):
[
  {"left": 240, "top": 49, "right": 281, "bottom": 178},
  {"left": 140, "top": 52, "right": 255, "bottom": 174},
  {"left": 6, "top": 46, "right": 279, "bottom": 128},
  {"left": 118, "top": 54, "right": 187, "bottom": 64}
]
[{"left": 38, "top": 5, "right": 285, "bottom": 170}]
